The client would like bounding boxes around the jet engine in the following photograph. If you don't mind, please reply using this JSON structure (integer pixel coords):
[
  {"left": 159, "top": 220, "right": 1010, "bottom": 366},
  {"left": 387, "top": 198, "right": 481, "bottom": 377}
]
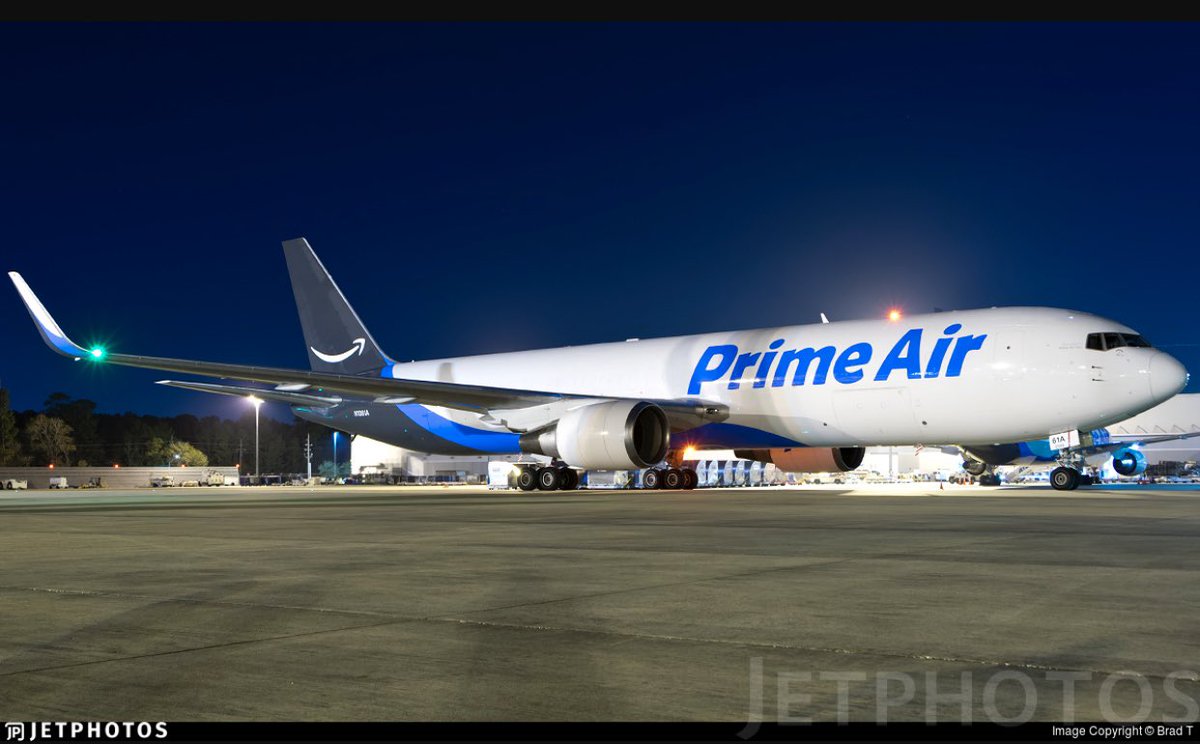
[
  {"left": 519, "top": 400, "right": 669, "bottom": 470},
  {"left": 1111, "top": 447, "right": 1147, "bottom": 477},
  {"left": 733, "top": 446, "right": 865, "bottom": 473}
]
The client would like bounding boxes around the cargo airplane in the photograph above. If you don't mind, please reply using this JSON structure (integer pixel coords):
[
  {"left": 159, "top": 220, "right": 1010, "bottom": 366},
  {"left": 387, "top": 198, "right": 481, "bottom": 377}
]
[{"left": 9, "top": 239, "right": 1190, "bottom": 491}]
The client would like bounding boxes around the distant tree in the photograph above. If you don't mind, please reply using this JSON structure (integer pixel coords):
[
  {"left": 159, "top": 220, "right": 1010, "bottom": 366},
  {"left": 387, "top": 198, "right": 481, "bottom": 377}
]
[
  {"left": 173, "top": 441, "right": 209, "bottom": 467},
  {"left": 0, "top": 388, "right": 23, "bottom": 465},
  {"left": 145, "top": 437, "right": 169, "bottom": 465},
  {"left": 27, "top": 415, "right": 76, "bottom": 466},
  {"left": 44, "top": 393, "right": 101, "bottom": 464},
  {"left": 318, "top": 460, "right": 350, "bottom": 480},
  {"left": 146, "top": 437, "right": 209, "bottom": 467}
]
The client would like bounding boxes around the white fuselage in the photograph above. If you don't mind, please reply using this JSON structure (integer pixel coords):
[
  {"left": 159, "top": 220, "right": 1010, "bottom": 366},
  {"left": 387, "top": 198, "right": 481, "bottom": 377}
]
[{"left": 384, "top": 307, "right": 1188, "bottom": 450}]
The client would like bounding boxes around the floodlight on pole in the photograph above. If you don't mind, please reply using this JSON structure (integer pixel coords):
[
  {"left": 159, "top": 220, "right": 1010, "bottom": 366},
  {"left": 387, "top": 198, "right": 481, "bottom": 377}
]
[{"left": 248, "top": 396, "right": 263, "bottom": 480}]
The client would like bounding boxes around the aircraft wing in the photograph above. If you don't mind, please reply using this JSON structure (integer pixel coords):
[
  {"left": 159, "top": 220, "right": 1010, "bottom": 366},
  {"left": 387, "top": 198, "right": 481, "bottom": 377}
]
[
  {"left": 153, "top": 380, "right": 347, "bottom": 407},
  {"left": 9, "top": 271, "right": 728, "bottom": 427},
  {"left": 1082, "top": 430, "right": 1200, "bottom": 454}
]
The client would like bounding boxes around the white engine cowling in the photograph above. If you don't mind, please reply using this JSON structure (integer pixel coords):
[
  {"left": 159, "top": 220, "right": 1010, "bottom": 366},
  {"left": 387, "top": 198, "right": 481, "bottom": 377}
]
[
  {"left": 519, "top": 401, "right": 670, "bottom": 469},
  {"left": 734, "top": 447, "right": 865, "bottom": 473}
]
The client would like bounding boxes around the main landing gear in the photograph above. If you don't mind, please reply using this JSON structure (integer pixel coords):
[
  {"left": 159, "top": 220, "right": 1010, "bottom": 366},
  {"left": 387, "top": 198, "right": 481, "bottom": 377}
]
[
  {"left": 514, "top": 465, "right": 579, "bottom": 492},
  {"left": 640, "top": 467, "right": 698, "bottom": 490},
  {"left": 962, "top": 459, "right": 1002, "bottom": 486}
]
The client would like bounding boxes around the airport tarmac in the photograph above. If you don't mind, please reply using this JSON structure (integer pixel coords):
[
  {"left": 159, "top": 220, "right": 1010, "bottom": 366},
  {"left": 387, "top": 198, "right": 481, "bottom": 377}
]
[{"left": 0, "top": 483, "right": 1197, "bottom": 723}]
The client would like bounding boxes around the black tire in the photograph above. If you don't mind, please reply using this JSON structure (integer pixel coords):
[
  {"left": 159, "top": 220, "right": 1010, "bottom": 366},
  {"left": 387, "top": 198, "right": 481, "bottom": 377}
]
[
  {"left": 963, "top": 460, "right": 987, "bottom": 477},
  {"left": 642, "top": 468, "right": 662, "bottom": 490},
  {"left": 681, "top": 468, "right": 699, "bottom": 490},
  {"left": 558, "top": 467, "right": 579, "bottom": 491},
  {"left": 1050, "top": 466, "right": 1080, "bottom": 491},
  {"left": 663, "top": 468, "right": 683, "bottom": 489},
  {"left": 516, "top": 467, "right": 538, "bottom": 492},
  {"left": 537, "top": 466, "right": 561, "bottom": 491},
  {"left": 1079, "top": 474, "right": 1094, "bottom": 486}
]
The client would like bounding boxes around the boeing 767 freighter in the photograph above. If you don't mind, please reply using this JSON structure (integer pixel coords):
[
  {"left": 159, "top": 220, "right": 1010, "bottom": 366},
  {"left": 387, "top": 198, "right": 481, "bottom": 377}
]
[{"left": 9, "top": 238, "right": 1190, "bottom": 491}]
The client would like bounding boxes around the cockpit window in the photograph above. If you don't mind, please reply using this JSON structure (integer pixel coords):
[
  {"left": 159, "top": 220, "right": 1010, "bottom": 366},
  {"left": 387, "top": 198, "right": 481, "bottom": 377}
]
[{"left": 1086, "top": 332, "right": 1152, "bottom": 351}]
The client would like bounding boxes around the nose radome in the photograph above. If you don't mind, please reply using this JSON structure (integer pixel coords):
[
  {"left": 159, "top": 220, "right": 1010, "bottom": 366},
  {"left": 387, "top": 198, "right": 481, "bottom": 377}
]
[{"left": 1150, "top": 352, "right": 1189, "bottom": 402}]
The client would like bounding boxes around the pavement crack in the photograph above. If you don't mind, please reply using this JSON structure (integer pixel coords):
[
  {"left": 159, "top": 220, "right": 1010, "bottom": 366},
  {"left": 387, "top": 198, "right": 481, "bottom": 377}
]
[
  {"left": 0, "top": 619, "right": 409, "bottom": 679},
  {"left": 429, "top": 616, "right": 1199, "bottom": 684}
]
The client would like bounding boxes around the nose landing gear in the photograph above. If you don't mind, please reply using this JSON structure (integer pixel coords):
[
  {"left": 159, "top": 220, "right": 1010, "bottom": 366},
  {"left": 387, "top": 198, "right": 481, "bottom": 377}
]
[
  {"left": 1050, "top": 466, "right": 1080, "bottom": 491},
  {"left": 1049, "top": 449, "right": 1098, "bottom": 491}
]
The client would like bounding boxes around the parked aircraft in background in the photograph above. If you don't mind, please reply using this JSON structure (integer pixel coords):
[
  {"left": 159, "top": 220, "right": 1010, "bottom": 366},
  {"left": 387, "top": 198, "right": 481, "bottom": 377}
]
[
  {"left": 9, "top": 238, "right": 1189, "bottom": 491},
  {"left": 955, "top": 393, "right": 1200, "bottom": 485}
]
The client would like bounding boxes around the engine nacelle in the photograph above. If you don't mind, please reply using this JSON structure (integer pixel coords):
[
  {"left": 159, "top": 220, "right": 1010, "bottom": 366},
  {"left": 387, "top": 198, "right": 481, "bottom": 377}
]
[
  {"left": 733, "top": 446, "right": 865, "bottom": 473},
  {"left": 1111, "top": 447, "right": 1146, "bottom": 477},
  {"left": 519, "top": 401, "right": 669, "bottom": 470}
]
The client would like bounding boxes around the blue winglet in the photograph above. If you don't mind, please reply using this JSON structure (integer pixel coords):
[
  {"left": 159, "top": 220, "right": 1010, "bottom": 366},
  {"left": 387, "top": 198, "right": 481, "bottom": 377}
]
[{"left": 8, "top": 272, "right": 91, "bottom": 358}]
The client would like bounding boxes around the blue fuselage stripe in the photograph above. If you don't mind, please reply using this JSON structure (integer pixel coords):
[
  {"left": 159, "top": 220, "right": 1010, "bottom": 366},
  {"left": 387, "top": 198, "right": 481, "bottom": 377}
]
[{"left": 395, "top": 404, "right": 521, "bottom": 453}]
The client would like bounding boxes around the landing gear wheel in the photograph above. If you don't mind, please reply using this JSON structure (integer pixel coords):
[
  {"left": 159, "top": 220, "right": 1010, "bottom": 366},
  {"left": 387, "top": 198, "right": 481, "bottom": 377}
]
[
  {"left": 681, "top": 468, "right": 699, "bottom": 490},
  {"left": 642, "top": 468, "right": 662, "bottom": 490},
  {"left": 1050, "top": 466, "right": 1080, "bottom": 491},
  {"left": 558, "top": 467, "right": 579, "bottom": 491},
  {"left": 662, "top": 468, "right": 683, "bottom": 490},
  {"left": 537, "top": 466, "right": 562, "bottom": 491},
  {"left": 963, "top": 460, "right": 987, "bottom": 477},
  {"left": 979, "top": 473, "right": 1001, "bottom": 486},
  {"left": 1079, "top": 474, "right": 1094, "bottom": 487},
  {"left": 516, "top": 467, "right": 538, "bottom": 492}
]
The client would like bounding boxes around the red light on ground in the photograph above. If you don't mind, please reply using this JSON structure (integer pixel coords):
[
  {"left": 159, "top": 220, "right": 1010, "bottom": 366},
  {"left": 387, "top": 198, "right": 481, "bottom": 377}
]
[
  {"left": 113, "top": 464, "right": 120, "bottom": 469},
  {"left": 888, "top": 309, "right": 902, "bottom": 321},
  {"left": 48, "top": 463, "right": 54, "bottom": 469}
]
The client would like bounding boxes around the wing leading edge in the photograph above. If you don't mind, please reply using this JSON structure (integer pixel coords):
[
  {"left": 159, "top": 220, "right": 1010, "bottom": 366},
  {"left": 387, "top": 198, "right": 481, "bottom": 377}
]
[{"left": 8, "top": 271, "right": 728, "bottom": 428}]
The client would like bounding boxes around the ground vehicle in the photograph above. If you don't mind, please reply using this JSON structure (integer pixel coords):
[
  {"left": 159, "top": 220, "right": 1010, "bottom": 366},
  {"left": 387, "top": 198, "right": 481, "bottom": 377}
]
[
  {"left": 48, "top": 476, "right": 68, "bottom": 489},
  {"left": 204, "top": 472, "right": 226, "bottom": 486},
  {"left": 150, "top": 475, "right": 174, "bottom": 488},
  {"left": 1, "top": 478, "right": 28, "bottom": 490}
]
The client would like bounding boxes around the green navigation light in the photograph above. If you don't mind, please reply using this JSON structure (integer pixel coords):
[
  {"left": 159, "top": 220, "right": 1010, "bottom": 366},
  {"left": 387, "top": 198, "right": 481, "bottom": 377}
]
[{"left": 89, "top": 347, "right": 106, "bottom": 360}]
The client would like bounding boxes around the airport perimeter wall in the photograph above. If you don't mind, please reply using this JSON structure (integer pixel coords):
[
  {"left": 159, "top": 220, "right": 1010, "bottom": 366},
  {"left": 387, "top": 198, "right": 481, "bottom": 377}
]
[{"left": 0, "top": 466, "right": 241, "bottom": 489}]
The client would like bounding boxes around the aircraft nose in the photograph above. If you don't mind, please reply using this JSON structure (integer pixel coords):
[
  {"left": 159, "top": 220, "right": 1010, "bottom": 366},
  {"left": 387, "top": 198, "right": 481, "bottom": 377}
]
[{"left": 1150, "top": 351, "right": 1189, "bottom": 402}]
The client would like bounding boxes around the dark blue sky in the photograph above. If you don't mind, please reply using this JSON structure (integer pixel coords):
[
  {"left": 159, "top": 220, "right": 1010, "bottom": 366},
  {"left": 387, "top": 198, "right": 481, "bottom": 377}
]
[{"left": 2, "top": 23, "right": 1197, "bottom": 419}]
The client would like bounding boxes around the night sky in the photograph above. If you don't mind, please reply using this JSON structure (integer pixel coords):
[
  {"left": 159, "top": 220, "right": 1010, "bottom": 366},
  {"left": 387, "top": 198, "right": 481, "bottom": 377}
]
[{"left": 2, "top": 23, "right": 1197, "bottom": 420}]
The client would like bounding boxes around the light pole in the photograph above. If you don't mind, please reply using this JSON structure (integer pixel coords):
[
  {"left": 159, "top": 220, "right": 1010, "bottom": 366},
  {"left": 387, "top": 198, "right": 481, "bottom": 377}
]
[
  {"left": 332, "top": 431, "right": 338, "bottom": 483},
  {"left": 248, "top": 396, "right": 263, "bottom": 481}
]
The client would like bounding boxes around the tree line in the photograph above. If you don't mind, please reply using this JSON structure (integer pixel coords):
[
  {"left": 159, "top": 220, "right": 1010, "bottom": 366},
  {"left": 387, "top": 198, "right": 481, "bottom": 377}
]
[{"left": 0, "top": 388, "right": 342, "bottom": 474}]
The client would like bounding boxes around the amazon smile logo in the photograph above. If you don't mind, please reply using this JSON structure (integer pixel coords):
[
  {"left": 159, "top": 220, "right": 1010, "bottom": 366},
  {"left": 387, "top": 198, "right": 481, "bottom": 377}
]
[{"left": 311, "top": 338, "right": 365, "bottom": 363}]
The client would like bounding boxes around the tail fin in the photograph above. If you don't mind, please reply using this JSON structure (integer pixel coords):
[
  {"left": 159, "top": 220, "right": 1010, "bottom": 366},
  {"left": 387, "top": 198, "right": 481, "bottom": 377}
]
[{"left": 283, "top": 238, "right": 391, "bottom": 376}]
